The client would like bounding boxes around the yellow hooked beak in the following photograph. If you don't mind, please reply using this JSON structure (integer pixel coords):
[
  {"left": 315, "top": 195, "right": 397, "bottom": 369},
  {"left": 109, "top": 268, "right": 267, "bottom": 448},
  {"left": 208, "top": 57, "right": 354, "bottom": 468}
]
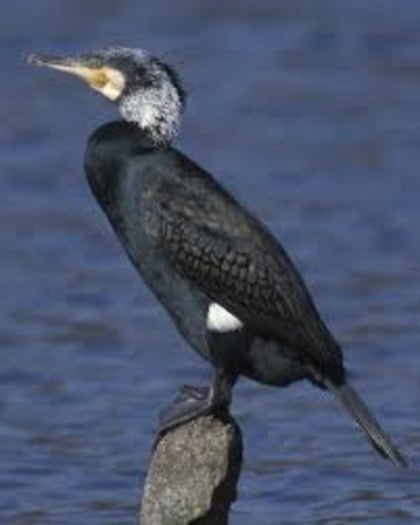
[{"left": 27, "top": 53, "right": 126, "bottom": 101}]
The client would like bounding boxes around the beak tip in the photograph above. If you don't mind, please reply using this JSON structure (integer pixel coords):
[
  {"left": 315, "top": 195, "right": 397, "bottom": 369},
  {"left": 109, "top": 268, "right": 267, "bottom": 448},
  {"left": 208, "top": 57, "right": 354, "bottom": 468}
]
[{"left": 27, "top": 53, "right": 42, "bottom": 66}]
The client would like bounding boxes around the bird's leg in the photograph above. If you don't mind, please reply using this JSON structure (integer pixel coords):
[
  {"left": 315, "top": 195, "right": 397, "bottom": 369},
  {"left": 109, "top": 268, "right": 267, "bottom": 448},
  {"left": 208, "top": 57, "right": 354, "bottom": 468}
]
[
  {"left": 156, "top": 368, "right": 236, "bottom": 437},
  {"left": 156, "top": 302, "right": 244, "bottom": 438},
  {"left": 209, "top": 367, "right": 236, "bottom": 407}
]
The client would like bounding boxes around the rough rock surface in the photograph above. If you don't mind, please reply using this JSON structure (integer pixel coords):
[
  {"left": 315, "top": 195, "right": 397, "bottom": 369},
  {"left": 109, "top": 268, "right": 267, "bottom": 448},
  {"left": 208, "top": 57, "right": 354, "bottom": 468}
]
[{"left": 140, "top": 412, "right": 243, "bottom": 525}]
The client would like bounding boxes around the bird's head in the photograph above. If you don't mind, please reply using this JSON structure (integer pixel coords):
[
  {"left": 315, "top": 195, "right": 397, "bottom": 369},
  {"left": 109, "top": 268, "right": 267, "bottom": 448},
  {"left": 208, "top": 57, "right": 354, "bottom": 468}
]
[{"left": 28, "top": 46, "right": 186, "bottom": 145}]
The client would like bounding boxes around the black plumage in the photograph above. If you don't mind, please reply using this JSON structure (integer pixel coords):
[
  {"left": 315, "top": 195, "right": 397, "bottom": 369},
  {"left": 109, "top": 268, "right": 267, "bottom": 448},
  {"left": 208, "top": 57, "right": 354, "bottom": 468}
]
[
  {"left": 85, "top": 121, "right": 343, "bottom": 384},
  {"left": 29, "top": 47, "right": 407, "bottom": 468}
]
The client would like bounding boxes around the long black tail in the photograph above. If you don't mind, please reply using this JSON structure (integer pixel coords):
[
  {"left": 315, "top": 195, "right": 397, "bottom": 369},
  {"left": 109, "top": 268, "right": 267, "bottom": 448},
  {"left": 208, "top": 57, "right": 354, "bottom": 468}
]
[{"left": 329, "top": 381, "right": 407, "bottom": 468}]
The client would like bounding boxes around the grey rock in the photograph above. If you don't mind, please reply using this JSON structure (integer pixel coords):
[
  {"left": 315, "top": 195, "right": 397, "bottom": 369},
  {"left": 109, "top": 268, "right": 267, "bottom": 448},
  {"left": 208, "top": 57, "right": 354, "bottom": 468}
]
[{"left": 140, "top": 412, "right": 243, "bottom": 525}]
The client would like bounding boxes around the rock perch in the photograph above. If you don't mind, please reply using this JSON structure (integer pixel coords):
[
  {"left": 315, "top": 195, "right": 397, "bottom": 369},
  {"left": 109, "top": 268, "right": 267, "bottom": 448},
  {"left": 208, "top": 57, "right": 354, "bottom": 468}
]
[{"left": 140, "top": 411, "right": 243, "bottom": 525}]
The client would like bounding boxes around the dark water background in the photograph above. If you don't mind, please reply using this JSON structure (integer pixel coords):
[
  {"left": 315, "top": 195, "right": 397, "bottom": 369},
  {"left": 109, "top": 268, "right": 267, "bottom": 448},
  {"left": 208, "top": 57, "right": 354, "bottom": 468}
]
[{"left": 2, "top": 1, "right": 420, "bottom": 523}]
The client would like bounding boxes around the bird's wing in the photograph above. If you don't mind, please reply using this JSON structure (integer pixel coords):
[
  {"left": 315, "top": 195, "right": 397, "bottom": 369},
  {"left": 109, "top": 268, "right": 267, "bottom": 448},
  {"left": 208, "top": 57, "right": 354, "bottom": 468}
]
[
  {"left": 152, "top": 170, "right": 339, "bottom": 370},
  {"left": 161, "top": 216, "right": 319, "bottom": 348}
]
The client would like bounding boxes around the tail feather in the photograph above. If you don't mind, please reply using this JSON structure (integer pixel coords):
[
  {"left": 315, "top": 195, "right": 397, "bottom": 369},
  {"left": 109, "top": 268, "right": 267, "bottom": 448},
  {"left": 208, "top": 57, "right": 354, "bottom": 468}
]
[{"left": 329, "top": 381, "right": 407, "bottom": 468}]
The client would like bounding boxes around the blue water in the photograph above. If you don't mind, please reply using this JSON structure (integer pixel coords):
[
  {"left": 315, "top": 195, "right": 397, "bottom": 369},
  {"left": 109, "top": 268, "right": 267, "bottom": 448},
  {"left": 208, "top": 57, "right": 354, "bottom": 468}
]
[{"left": 2, "top": 1, "right": 420, "bottom": 523}]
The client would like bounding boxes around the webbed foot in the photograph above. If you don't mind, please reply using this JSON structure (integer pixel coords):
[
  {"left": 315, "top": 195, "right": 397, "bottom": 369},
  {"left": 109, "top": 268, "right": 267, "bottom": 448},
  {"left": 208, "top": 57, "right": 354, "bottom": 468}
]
[
  {"left": 157, "top": 384, "right": 213, "bottom": 437},
  {"left": 155, "top": 367, "right": 237, "bottom": 444}
]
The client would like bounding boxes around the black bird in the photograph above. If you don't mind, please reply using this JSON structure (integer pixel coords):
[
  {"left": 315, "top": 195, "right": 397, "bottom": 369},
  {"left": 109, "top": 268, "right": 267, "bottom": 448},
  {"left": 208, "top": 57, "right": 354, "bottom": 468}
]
[{"left": 28, "top": 47, "right": 406, "bottom": 467}]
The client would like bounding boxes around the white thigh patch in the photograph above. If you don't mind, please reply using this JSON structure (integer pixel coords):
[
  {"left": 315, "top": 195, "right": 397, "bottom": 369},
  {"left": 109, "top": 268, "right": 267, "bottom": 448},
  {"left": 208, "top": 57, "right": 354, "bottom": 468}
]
[{"left": 206, "top": 302, "right": 244, "bottom": 332}]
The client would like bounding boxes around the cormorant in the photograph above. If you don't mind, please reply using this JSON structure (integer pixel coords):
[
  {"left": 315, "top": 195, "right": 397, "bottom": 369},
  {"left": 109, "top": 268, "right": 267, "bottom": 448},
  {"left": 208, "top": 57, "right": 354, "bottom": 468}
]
[{"left": 28, "top": 47, "right": 406, "bottom": 467}]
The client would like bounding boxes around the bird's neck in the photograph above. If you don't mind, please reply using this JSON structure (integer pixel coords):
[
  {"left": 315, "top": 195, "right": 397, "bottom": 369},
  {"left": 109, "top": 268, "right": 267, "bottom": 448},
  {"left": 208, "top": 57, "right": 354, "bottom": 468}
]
[
  {"left": 120, "top": 87, "right": 182, "bottom": 145},
  {"left": 84, "top": 121, "right": 159, "bottom": 208}
]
